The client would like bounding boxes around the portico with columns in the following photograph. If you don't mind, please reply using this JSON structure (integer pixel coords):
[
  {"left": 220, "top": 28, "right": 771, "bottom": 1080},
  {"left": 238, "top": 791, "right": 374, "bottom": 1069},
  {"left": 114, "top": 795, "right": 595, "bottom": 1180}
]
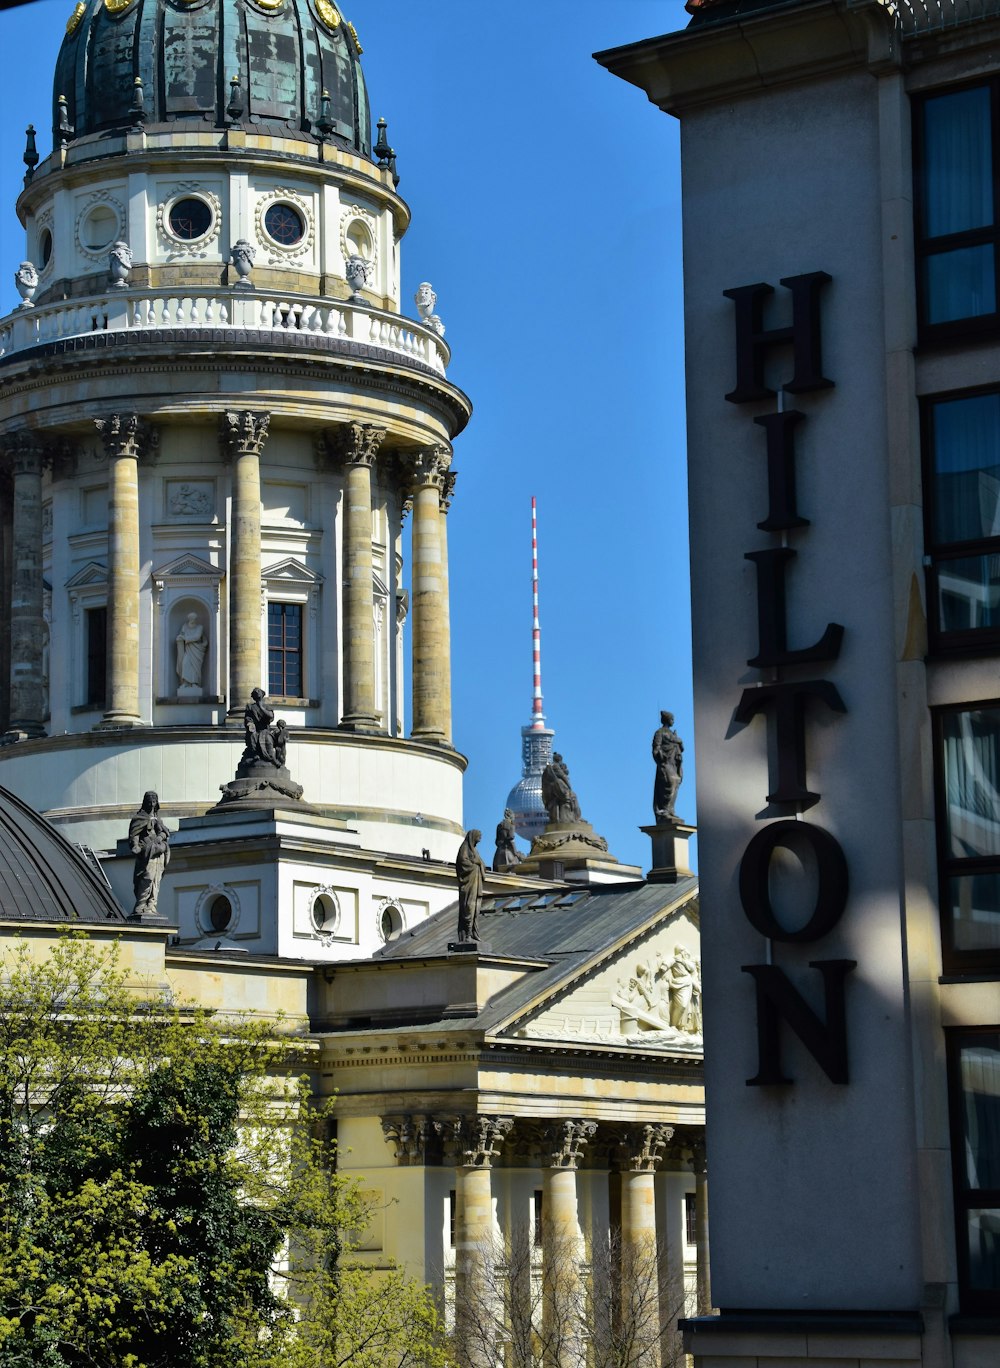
[{"left": 316, "top": 874, "right": 707, "bottom": 1361}]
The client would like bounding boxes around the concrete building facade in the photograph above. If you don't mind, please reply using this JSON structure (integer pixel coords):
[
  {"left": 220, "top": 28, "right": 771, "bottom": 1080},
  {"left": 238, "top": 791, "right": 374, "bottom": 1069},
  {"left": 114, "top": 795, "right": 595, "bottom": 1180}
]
[{"left": 598, "top": 2, "right": 1000, "bottom": 1366}]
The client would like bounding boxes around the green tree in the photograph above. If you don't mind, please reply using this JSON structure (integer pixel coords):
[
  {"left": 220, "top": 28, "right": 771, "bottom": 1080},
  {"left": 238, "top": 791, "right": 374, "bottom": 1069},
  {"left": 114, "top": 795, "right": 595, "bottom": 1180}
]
[{"left": 0, "top": 934, "right": 451, "bottom": 1368}]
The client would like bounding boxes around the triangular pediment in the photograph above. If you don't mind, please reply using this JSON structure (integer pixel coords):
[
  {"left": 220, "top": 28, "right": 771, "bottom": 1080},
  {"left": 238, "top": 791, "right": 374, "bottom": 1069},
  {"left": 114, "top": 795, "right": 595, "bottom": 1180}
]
[
  {"left": 64, "top": 561, "right": 107, "bottom": 589},
  {"left": 263, "top": 557, "right": 323, "bottom": 585},
  {"left": 499, "top": 896, "right": 702, "bottom": 1054},
  {"left": 151, "top": 553, "right": 220, "bottom": 580}
]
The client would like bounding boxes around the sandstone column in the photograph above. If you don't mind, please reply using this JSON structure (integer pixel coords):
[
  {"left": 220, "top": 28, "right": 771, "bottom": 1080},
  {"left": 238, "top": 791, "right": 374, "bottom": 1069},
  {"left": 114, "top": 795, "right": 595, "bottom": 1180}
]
[
  {"left": 403, "top": 445, "right": 451, "bottom": 744},
  {"left": 541, "top": 1120, "right": 596, "bottom": 1368},
  {"left": 3, "top": 433, "right": 46, "bottom": 739},
  {"left": 618, "top": 1124, "right": 673, "bottom": 1368},
  {"left": 446, "top": 1115, "right": 512, "bottom": 1368},
  {"left": 222, "top": 411, "right": 269, "bottom": 717},
  {"left": 94, "top": 414, "right": 147, "bottom": 729},
  {"left": 439, "top": 468, "right": 455, "bottom": 717},
  {"left": 336, "top": 422, "right": 385, "bottom": 730},
  {"left": 690, "top": 1136, "right": 712, "bottom": 1315}
]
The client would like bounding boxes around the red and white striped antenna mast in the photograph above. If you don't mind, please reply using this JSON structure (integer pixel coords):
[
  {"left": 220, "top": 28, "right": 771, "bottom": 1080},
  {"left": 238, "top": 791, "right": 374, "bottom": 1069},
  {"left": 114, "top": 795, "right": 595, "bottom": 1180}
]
[{"left": 530, "top": 495, "right": 546, "bottom": 730}]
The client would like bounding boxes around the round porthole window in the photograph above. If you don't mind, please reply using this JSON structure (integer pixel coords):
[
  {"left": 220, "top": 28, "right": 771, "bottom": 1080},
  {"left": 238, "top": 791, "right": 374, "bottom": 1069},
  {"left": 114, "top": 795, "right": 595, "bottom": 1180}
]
[
  {"left": 167, "top": 196, "right": 213, "bottom": 242},
  {"left": 311, "top": 892, "right": 339, "bottom": 934},
  {"left": 39, "top": 229, "right": 52, "bottom": 268},
  {"left": 264, "top": 202, "right": 305, "bottom": 246},
  {"left": 380, "top": 904, "right": 402, "bottom": 942},
  {"left": 82, "top": 204, "right": 118, "bottom": 252},
  {"left": 209, "top": 895, "right": 233, "bottom": 932}
]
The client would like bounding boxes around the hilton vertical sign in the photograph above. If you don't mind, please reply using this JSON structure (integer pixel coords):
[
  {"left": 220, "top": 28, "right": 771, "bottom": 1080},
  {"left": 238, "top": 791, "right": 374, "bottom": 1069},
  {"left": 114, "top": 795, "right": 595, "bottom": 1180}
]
[{"left": 724, "top": 272, "right": 857, "bottom": 1086}]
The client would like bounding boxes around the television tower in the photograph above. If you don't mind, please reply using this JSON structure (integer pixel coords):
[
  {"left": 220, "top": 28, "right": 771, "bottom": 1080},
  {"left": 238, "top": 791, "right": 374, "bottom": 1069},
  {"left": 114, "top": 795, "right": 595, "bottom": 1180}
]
[{"left": 504, "top": 497, "right": 555, "bottom": 841}]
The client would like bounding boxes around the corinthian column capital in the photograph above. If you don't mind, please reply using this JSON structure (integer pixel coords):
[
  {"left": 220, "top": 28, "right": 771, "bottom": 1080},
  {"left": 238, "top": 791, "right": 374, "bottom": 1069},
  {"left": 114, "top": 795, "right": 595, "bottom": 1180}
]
[
  {"left": 381, "top": 1114, "right": 432, "bottom": 1166},
  {"left": 0, "top": 430, "right": 45, "bottom": 476},
  {"left": 618, "top": 1123, "right": 674, "bottom": 1173},
  {"left": 434, "top": 1114, "right": 513, "bottom": 1169},
  {"left": 440, "top": 468, "right": 458, "bottom": 512},
  {"left": 335, "top": 420, "right": 387, "bottom": 468},
  {"left": 220, "top": 410, "right": 270, "bottom": 459},
  {"left": 544, "top": 1119, "right": 597, "bottom": 1170},
  {"left": 402, "top": 443, "right": 451, "bottom": 492},
  {"left": 94, "top": 413, "right": 154, "bottom": 463}
]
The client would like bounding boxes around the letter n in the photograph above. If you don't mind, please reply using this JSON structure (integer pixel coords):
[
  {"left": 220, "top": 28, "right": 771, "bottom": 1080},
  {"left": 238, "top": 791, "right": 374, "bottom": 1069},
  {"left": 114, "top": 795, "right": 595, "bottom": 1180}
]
[{"left": 742, "top": 959, "right": 857, "bottom": 1086}]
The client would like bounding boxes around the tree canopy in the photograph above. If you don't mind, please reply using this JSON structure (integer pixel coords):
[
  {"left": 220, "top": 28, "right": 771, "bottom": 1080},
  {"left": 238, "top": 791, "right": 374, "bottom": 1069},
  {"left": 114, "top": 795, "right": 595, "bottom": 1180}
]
[{"left": 0, "top": 934, "right": 451, "bottom": 1368}]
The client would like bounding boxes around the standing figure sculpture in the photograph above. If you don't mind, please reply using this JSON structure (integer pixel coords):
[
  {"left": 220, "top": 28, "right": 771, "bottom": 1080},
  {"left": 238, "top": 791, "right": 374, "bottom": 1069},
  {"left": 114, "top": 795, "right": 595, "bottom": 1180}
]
[
  {"left": 652, "top": 710, "right": 684, "bottom": 822},
  {"left": 541, "top": 752, "right": 582, "bottom": 824},
  {"left": 492, "top": 808, "right": 522, "bottom": 873},
  {"left": 663, "top": 945, "right": 702, "bottom": 1034},
  {"left": 455, "top": 829, "right": 486, "bottom": 942},
  {"left": 175, "top": 612, "right": 207, "bottom": 691},
  {"left": 129, "top": 790, "right": 170, "bottom": 919}
]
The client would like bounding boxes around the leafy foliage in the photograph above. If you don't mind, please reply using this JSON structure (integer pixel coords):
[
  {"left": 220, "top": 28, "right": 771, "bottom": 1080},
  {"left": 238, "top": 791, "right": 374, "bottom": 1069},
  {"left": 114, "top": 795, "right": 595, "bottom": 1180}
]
[{"left": 0, "top": 935, "right": 451, "bottom": 1368}]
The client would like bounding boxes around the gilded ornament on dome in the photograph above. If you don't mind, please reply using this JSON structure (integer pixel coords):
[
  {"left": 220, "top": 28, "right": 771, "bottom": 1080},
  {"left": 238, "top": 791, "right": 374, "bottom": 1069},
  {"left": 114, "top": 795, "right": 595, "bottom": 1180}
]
[
  {"left": 316, "top": 0, "right": 341, "bottom": 29},
  {"left": 103, "top": 0, "right": 134, "bottom": 13},
  {"left": 65, "top": 2, "right": 86, "bottom": 35},
  {"left": 253, "top": 0, "right": 285, "bottom": 10},
  {"left": 346, "top": 19, "right": 362, "bottom": 52}
]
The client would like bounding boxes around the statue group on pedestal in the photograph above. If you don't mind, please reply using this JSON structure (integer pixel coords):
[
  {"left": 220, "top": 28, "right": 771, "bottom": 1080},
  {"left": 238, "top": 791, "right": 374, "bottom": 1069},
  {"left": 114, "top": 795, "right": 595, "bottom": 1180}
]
[
  {"left": 541, "top": 752, "right": 582, "bottom": 825},
  {"left": 242, "top": 688, "right": 288, "bottom": 769}
]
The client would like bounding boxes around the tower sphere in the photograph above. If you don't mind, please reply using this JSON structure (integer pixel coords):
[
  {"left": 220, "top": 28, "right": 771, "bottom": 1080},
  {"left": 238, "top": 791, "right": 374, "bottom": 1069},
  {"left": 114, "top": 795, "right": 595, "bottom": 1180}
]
[{"left": 54, "top": 0, "right": 371, "bottom": 154}]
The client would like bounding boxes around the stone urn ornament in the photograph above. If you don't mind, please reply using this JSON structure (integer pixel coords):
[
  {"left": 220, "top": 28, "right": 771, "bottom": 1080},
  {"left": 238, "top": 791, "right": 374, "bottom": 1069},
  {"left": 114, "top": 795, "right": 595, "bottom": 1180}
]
[
  {"left": 345, "top": 253, "right": 372, "bottom": 304},
  {"left": 108, "top": 240, "right": 132, "bottom": 289},
  {"left": 14, "top": 261, "right": 38, "bottom": 309},
  {"left": 230, "top": 238, "right": 256, "bottom": 290}
]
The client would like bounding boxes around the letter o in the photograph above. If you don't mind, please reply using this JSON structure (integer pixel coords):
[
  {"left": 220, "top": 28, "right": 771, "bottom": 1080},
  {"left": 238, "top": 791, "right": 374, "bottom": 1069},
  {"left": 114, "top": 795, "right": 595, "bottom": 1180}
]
[{"left": 738, "top": 819, "right": 848, "bottom": 942}]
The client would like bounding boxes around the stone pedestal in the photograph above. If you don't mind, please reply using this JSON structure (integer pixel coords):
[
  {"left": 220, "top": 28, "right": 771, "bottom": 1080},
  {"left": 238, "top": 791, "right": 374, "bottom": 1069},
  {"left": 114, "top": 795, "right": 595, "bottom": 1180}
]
[
  {"left": 212, "top": 755, "right": 310, "bottom": 811},
  {"left": 518, "top": 818, "right": 614, "bottom": 872},
  {"left": 640, "top": 819, "right": 695, "bottom": 883}
]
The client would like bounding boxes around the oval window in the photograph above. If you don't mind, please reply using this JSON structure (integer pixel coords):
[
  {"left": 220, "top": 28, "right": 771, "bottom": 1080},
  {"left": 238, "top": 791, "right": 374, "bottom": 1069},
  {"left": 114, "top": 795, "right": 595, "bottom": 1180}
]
[
  {"left": 381, "top": 905, "right": 402, "bottom": 942},
  {"left": 82, "top": 204, "right": 118, "bottom": 251},
  {"left": 210, "top": 895, "right": 233, "bottom": 932},
  {"left": 168, "top": 197, "right": 213, "bottom": 242},
  {"left": 311, "top": 894, "right": 338, "bottom": 934},
  {"left": 39, "top": 229, "right": 52, "bottom": 268},
  {"left": 264, "top": 202, "right": 305, "bottom": 246}
]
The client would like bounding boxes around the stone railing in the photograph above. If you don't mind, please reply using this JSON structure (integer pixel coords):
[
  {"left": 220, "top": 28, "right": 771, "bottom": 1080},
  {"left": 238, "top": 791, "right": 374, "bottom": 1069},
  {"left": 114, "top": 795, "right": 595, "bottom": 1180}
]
[{"left": 0, "top": 289, "right": 449, "bottom": 376}]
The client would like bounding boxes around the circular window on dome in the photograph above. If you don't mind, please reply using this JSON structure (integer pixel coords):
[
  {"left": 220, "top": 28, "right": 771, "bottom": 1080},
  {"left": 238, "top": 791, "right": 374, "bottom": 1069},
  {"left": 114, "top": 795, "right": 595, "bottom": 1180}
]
[
  {"left": 264, "top": 202, "right": 305, "bottom": 247},
  {"left": 311, "top": 892, "right": 340, "bottom": 935},
  {"left": 81, "top": 204, "right": 119, "bottom": 253},
  {"left": 39, "top": 229, "right": 52, "bottom": 269},
  {"left": 167, "top": 197, "right": 213, "bottom": 242}
]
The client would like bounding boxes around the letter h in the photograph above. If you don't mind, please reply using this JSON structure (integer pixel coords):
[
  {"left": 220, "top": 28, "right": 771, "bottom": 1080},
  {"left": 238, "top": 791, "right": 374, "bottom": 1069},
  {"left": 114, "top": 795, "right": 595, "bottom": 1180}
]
[{"left": 724, "top": 272, "right": 833, "bottom": 404}]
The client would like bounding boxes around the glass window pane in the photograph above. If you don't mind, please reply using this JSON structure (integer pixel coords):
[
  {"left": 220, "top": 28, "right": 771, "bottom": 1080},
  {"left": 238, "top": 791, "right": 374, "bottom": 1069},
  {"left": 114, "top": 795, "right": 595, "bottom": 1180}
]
[
  {"left": 936, "top": 554, "right": 1000, "bottom": 631},
  {"left": 932, "top": 394, "right": 1000, "bottom": 545},
  {"left": 960, "top": 1039, "right": 1000, "bottom": 1190},
  {"left": 942, "top": 708, "right": 1000, "bottom": 857},
  {"left": 949, "top": 873, "right": 1000, "bottom": 952},
  {"left": 922, "top": 87, "right": 993, "bottom": 238},
  {"left": 924, "top": 245, "right": 996, "bottom": 325},
  {"left": 968, "top": 1211, "right": 1000, "bottom": 1291}
]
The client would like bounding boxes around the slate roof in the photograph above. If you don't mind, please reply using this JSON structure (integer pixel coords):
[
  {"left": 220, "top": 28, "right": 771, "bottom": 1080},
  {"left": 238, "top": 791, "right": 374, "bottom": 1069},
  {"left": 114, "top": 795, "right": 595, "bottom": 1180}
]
[
  {"left": 0, "top": 784, "right": 126, "bottom": 924},
  {"left": 371, "top": 877, "right": 699, "bottom": 1038}
]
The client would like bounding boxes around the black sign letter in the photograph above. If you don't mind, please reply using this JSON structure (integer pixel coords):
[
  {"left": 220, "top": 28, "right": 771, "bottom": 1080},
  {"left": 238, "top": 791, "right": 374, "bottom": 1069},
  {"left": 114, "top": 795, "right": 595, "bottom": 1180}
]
[
  {"left": 742, "top": 960, "right": 856, "bottom": 1085},
  {"left": 746, "top": 547, "right": 844, "bottom": 669},
  {"left": 724, "top": 272, "right": 834, "bottom": 404},
  {"left": 735, "top": 680, "right": 846, "bottom": 807}
]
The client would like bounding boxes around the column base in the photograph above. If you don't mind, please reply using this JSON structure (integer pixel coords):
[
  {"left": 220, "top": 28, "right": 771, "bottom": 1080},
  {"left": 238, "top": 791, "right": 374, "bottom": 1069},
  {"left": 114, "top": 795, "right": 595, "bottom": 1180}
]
[
  {"left": 410, "top": 728, "right": 450, "bottom": 746},
  {"left": 96, "top": 714, "right": 145, "bottom": 730},
  {"left": 2, "top": 724, "right": 47, "bottom": 743},
  {"left": 338, "top": 715, "right": 380, "bottom": 734}
]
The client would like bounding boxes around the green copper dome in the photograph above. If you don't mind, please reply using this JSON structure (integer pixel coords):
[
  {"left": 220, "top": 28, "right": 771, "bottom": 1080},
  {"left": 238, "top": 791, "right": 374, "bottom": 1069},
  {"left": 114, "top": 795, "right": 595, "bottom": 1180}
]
[{"left": 53, "top": 0, "right": 372, "bottom": 153}]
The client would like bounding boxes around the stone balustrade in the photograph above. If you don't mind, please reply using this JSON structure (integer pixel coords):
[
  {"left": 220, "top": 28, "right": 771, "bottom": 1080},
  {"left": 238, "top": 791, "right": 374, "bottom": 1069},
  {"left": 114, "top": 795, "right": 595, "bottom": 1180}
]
[{"left": 0, "top": 290, "right": 449, "bottom": 376}]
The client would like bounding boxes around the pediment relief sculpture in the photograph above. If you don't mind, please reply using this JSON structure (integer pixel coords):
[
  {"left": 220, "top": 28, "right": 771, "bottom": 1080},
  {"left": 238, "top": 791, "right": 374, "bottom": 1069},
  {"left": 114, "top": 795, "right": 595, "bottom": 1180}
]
[{"left": 612, "top": 944, "right": 702, "bottom": 1045}]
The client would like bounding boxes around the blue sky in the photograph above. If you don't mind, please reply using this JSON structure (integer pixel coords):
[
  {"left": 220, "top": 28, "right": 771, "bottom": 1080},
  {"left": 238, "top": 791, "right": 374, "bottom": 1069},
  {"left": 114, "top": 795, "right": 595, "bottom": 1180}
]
[{"left": 0, "top": 0, "right": 693, "bottom": 872}]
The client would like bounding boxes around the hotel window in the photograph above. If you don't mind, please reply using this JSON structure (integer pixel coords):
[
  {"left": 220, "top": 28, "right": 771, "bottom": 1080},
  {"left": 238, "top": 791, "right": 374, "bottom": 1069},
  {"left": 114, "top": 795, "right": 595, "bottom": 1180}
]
[
  {"left": 948, "top": 1030, "right": 1000, "bottom": 1312},
  {"left": 936, "top": 703, "right": 1000, "bottom": 973},
  {"left": 267, "top": 602, "right": 302, "bottom": 698},
  {"left": 923, "top": 389, "right": 1000, "bottom": 651},
  {"left": 915, "top": 82, "right": 1000, "bottom": 339}
]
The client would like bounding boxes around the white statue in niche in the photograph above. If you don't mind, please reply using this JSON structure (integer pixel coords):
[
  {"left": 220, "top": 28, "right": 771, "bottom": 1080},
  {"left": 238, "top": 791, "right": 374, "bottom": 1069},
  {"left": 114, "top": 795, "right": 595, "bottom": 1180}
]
[{"left": 175, "top": 612, "right": 207, "bottom": 695}]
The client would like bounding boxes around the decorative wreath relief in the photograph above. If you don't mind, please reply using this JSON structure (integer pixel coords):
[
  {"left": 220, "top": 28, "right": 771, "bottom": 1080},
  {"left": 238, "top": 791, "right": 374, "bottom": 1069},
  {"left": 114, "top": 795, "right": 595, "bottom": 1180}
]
[
  {"left": 255, "top": 186, "right": 314, "bottom": 265},
  {"left": 375, "top": 896, "right": 404, "bottom": 943},
  {"left": 339, "top": 205, "right": 378, "bottom": 275},
  {"left": 75, "top": 193, "right": 125, "bottom": 263},
  {"left": 156, "top": 186, "right": 222, "bottom": 259}
]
